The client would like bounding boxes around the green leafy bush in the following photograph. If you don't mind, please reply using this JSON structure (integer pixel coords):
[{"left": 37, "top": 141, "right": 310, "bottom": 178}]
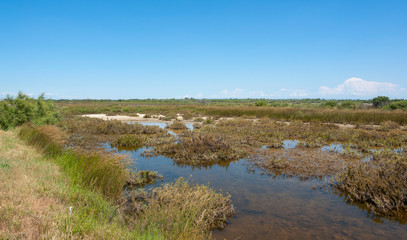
[
  {"left": 321, "top": 100, "right": 337, "bottom": 108},
  {"left": 389, "top": 100, "right": 407, "bottom": 110},
  {"left": 372, "top": 96, "right": 390, "bottom": 108},
  {"left": 338, "top": 101, "right": 357, "bottom": 109},
  {"left": 255, "top": 100, "right": 268, "bottom": 106},
  {"left": 0, "top": 92, "right": 59, "bottom": 130}
]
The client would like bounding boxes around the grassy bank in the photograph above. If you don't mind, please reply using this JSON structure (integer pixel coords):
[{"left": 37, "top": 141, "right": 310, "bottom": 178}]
[
  {"left": 0, "top": 130, "right": 160, "bottom": 239},
  {"left": 18, "top": 125, "right": 128, "bottom": 201}
]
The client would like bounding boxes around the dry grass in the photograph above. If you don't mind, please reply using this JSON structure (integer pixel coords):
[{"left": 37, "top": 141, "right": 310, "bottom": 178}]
[
  {"left": 333, "top": 150, "right": 407, "bottom": 222},
  {"left": 63, "top": 117, "right": 164, "bottom": 135},
  {"left": 155, "top": 130, "right": 247, "bottom": 165},
  {"left": 63, "top": 117, "right": 173, "bottom": 150},
  {"left": 126, "top": 178, "right": 235, "bottom": 240},
  {"left": 247, "top": 147, "right": 359, "bottom": 179},
  {"left": 0, "top": 130, "right": 67, "bottom": 239}
]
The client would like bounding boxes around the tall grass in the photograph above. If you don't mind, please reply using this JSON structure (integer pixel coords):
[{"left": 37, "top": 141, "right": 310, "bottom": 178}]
[
  {"left": 128, "top": 178, "right": 235, "bottom": 240},
  {"left": 201, "top": 106, "right": 407, "bottom": 124},
  {"left": 18, "top": 124, "right": 128, "bottom": 201}
]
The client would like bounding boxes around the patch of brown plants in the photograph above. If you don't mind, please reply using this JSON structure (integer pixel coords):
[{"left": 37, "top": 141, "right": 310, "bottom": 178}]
[
  {"left": 247, "top": 147, "right": 359, "bottom": 179},
  {"left": 333, "top": 150, "right": 407, "bottom": 223}
]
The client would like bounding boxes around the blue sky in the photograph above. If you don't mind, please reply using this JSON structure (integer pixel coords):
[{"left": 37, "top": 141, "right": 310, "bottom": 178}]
[{"left": 1, "top": 0, "right": 406, "bottom": 99}]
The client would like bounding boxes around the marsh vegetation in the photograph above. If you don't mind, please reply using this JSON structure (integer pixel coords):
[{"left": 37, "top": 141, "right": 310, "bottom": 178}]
[{"left": 2, "top": 94, "right": 407, "bottom": 239}]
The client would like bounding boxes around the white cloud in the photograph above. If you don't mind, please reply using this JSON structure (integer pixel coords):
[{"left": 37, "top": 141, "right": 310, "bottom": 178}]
[{"left": 319, "top": 78, "right": 404, "bottom": 97}]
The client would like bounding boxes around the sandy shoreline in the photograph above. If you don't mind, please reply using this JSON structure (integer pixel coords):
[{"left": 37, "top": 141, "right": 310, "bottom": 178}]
[
  {"left": 81, "top": 113, "right": 196, "bottom": 123},
  {"left": 81, "top": 113, "right": 393, "bottom": 130}
]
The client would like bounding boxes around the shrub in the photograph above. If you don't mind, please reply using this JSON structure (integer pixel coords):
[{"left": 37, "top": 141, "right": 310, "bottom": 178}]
[
  {"left": 321, "top": 100, "right": 337, "bottom": 108},
  {"left": 373, "top": 96, "right": 390, "bottom": 108},
  {"left": 0, "top": 92, "right": 59, "bottom": 130},
  {"left": 255, "top": 100, "right": 268, "bottom": 107},
  {"left": 389, "top": 100, "right": 407, "bottom": 110},
  {"left": 379, "top": 121, "right": 400, "bottom": 131},
  {"left": 339, "top": 101, "right": 357, "bottom": 109}
]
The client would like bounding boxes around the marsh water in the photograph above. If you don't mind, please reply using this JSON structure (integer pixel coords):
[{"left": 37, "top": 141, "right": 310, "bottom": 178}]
[{"left": 106, "top": 122, "right": 407, "bottom": 240}]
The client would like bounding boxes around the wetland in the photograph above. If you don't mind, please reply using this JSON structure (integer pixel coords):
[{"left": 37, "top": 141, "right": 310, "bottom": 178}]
[{"left": 66, "top": 114, "right": 407, "bottom": 239}]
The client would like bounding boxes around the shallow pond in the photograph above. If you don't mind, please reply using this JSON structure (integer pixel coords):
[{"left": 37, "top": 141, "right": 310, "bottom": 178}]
[{"left": 107, "top": 122, "right": 407, "bottom": 239}]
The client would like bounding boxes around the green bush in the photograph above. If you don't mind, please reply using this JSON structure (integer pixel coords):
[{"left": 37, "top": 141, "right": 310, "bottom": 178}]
[
  {"left": 321, "top": 100, "right": 337, "bottom": 108},
  {"left": 255, "top": 100, "right": 268, "bottom": 107},
  {"left": 339, "top": 101, "right": 356, "bottom": 109},
  {"left": 372, "top": 96, "right": 390, "bottom": 108},
  {"left": 389, "top": 100, "right": 407, "bottom": 110},
  {"left": 0, "top": 92, "right": 59, "bottom": 130}
]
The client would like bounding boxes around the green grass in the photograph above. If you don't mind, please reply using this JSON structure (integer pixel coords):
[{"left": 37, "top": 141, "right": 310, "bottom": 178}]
[
  {"left": 0, "top": 130, "right": 164, "bottom": 239},
  {"left": 18, "top": 124, "right": 128, "bottom": 201}
]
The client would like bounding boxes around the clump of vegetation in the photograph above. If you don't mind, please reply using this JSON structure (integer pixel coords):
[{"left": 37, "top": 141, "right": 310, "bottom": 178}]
[
  {"left": 248, "top": 148, "right": 357, "bottom": 179},
  {"left": 333, "top": 150, "right": 407, "bottom": 221},
  {"left": 255, "top": 100, "right": 268, "bottom": 106},
  {"left": 372, "top": 96, "right": 390, "bottom": 108},
  {"left": 166, "top": 121, "right": 188, "bottom": 130},
  {"left": 113, "top": 134, "right": 146, "bottom": 148},
  {"left": 159, "top": 116, "right": 172, "bottom": 121},
  {"left": 389, "top": 100, "right": 407, "bottom": 110},
  {"left": 338, "top": 100, "right": 357, "bottom": 109},
  {"left": 379, "top": 121, "right": 400, "bottom": 131},
  {"left": 156, "top": 131, "right": 247, "bottom": 165},
  {"left": 127, "top": 178, "right": 235, "bottom": 239},
  {"left": 321, "top": 100, "right": 337, "bottom": 108},
  {"left": 126, "top": 170, "right": 163, "bottom": 188},
  {"left": 0, "top": 92, "right": 59, "bottom": 130},
  {"left": 203, "top": 118, "right": 214, "bottom": 124},
  {"left": 143, "top": 114, "right": 151, "bottom": 118},
  {"left": 194, "top": 117, "right": 204, "bottom": 122}
]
